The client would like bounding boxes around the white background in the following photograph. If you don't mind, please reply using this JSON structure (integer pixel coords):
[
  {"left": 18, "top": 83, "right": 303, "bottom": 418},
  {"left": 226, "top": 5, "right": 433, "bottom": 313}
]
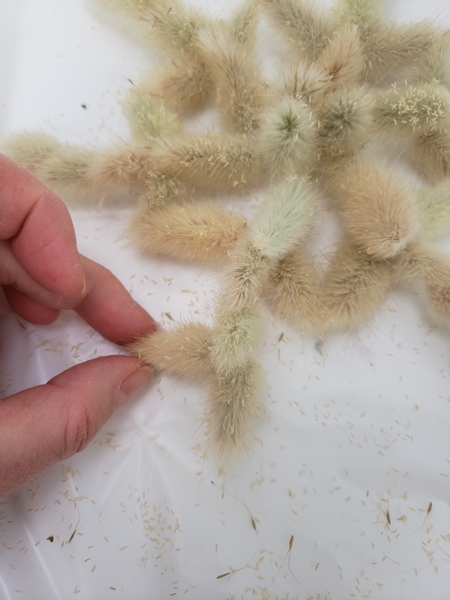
[{"left": 1, "top": 1, "right": 450, "bottom": 599}]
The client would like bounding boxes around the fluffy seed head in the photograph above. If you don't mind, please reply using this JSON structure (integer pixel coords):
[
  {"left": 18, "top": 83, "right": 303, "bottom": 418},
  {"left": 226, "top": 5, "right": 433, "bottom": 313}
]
[
  {"left": 199, "top": 26, "right": 265, "bottom": 133},
  {"left": 210, "top": 303, "right": 265, "bottom": 374},
  {"left": 249, "top": 177, "right": 318, "bottom": 260},
  {"left": 373, "top": 83, "right": 450, "bottom": 136},
  {"left": 125, "top": 89, "right": 181, "bottom": 142},
  {"left": 129, "top": 323, "right": 212, "bottom": 381},
  {"left": 361, "top": 20, "right": 435, "bottom": 84},
  {"left": 150, "top": 131, "right": 262, "bottom": 192},
  {"left": 265, "top": 246, "right": 323, "bottom": 333},
  {"left": 257, "top": 98, "right": 318, "bottom": 174},
  {"left": 416, "top": 180, "right": 450, "bottom": 239},
  {"left": 321, "top": 241, "right": 393, "bottom": 333},
  {"left": 149, "top": 59, "right": 214, "bottom": 115},
  {"left": 128, "top": 201, "right": 245, "bottom": 263},
  {"left": 317, "top": 86, "right": 372, "bottom": 161},
  {"left": 220, "top": 241, "right": 272, "bottom": 312},
  {"left": 336, "top": 0, "right": 382, "bottom": 27},
  {"left": 328, "top": 159, "right": 420, "bottom": 259},
  {"left": 411, "top": 130, "right": 450, "bottom": 181},
  {"left": 315, "top": 25, "right": 365, "bottom": 94},
  {"left": 281, "top": 60, "right": 331, "bottom": 106},
  {"left": 206, "top": 358, "right": 263, "bottom": 464},
  {"left": 259, "top": 0, "right": 336, "bottom": 61}
]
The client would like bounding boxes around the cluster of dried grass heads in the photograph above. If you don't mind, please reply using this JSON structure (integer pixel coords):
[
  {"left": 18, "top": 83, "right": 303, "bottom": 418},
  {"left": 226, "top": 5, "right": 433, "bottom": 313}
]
[{"left": 3, "top": 0, "right": 450, "bottom": 466}]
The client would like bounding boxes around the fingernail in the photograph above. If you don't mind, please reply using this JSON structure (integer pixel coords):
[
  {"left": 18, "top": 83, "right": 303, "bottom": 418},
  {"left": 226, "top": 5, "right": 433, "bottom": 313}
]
[{"left": 116, "top": 366, "right": 153, "bottom": 408}]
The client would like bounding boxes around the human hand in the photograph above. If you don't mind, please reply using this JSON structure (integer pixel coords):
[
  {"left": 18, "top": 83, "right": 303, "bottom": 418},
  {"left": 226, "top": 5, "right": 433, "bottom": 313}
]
[{"left": 0, "top": 154, "right": 156, "bottom": 497}]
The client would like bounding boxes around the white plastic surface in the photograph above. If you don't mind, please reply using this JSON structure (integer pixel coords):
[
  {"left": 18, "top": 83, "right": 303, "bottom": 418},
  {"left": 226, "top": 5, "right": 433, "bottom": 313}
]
[{"left": 0, "top": 1, "right": 450, "bottom": 599}]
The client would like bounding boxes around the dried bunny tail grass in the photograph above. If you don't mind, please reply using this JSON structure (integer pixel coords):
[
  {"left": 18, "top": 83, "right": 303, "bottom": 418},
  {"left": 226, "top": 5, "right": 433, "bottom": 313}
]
[
  {"left": 147, "top": 59, "right": 214, "bottom": 115},
  {"left": 210, "top": 303, "right": 265, "bottom": 374},
  {"left": 142, "top": 4, "right": 211, "bottom": 58},
  {"left": 280, "top": 60, "right": 331, "bottom": 106},
  {"left": 198, "top": 28, "right": 265, "bottom": 133},
  {"left": 206, "top": 358, "right": 263, "bottom": 465},
  {"left": 265, "top": 246, "right": 323, "bottom": 333},
  {"left": 94, "top": 0, "right": 208, "bottom": 57},
  {"left": 410, "top": 129, "right": 450, "bottom": 181},
  {"left": 228, "top": 0, "right": 259, "bottom": 46},
  {"left": 373, "top": 83, "right": 450, "bottom": 137},
  {"left": 392, "top": 241, "right": 450, "bottom": 287},
  {"left": 220, "top": 241, "right": 272, "bottom": 312},
  {"left": 1, "top": 131, "right": 97, "bottom": 193},
  {"left": 315, "top": 25, "right": 365, "bottom": 94},
  {"left": 408, "top": 31, "right": 450, "bottom": 89},
  {"left": 129, "top": 323, "right": 212, "bottom": 380},
  {"left": 326, "top": 158, "right": 420, "bottom": 259},
  {"left": 426, "top": 280, "right": 450, "bottom": 328},
  {"left": 139, "top": 172, "right": 187, "bottom": 210},
  {"left": 361, "top": 20, "right": 436, "bottom": 84},
  {"left": 86, "top": 145, "right": 154, "bottom": 191},
  {"left": 416, "top": 180, "right": 450, "bottom": 239},
  {"left": 128, "top": 201, "right": 245, "bottom": 263},
  {"left": 150, "top": 131, "right": 263, "bottom": 193},
  {"left": 124, "top": 88, "right": 181, "bottom": 142},
  {"left": 392, "top": 242, "right": 450, "bottom": 327},
  {"left": 259, "top": 0, "right": 336, "bottom": 61},
  {"left": 257, "top": 98, "right": 318, "bottom": 174},
  {"left": 2, "top": 131, "right": 153, "bottom": 194},
  {"left": 335, "top": 0, "right": 382, "bottom": 27},
  {"left": 249, "top": 177, "right": 318, "bottom": 260},
  {"left": 317, "top": 86, "right": 372, "bottom": 162},
  {"left": 321, "top": 241, "right": 393, "bottom": 333}
]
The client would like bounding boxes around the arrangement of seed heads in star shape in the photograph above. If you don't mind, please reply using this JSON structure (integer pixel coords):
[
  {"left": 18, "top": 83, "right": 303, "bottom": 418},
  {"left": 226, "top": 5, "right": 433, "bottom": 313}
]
[{"left": 4, "top": 0, "right": 450, "bottom": 465}]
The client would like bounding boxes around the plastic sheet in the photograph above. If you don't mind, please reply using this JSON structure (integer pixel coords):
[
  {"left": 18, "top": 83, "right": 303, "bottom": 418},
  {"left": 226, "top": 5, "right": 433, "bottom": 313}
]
[{"left": 1, "top": 1, "right": 450, "bottom": 598}]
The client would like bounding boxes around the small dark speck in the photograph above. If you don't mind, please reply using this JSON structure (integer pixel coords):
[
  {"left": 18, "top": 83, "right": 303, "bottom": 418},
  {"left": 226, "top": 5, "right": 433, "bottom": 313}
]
[
  {"left": 81, "top": 104, "right": 87, "bottom": 109},
  {"left": 47, "top": 536, "right": 54, "bottom": 543}
]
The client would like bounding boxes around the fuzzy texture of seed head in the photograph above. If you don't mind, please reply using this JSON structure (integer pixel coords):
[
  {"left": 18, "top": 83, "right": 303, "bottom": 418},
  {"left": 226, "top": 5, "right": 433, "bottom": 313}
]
[
  {"left": 1, "top": 132, "right": 97, "bottom": 193},
  {"left": 321, "top": 241, "right": 393, "bottom": 333},
  {"left": 150, "top": 131, "right": 262, "bottom": 193},
  {"left": 228, "top": 0, "right": 259, "bottom": 46},
  {"left": 125, "top": 90, "right": 182, "bottom": 142},
  {"left": 199, "top": 26, "right": 265, "bottom": 133},
  {"left": 128, "top": 201, "right": 245, "bottom": 263},
  {"left": 336, "top": 0, "right": 382, "bottom": 27},
  {"left": 257, "top": 98, "right": 318, "bottom": 174},
  {"left": 129, "top": 323, "right": 213, "bottom": 380},
  {"left": 249, "top": 177, "right": 318, "bottom": 259},
  {"left": 392, "top": 242, "right": 450, "bottom": 328},
  {"left": 315, "top": 25, "right": 365, "bottom": 94},
  {"left": 327, "top": 159, "right": 420, "bottom": 259},
  {"left": 265, "top": 246, "right": 322, "bottom": 333},
  {"left": 373, "top": 83, "right": 450, "bottom": 136},
  {"left": 146, "top": 59, "right": 215, "bottom": 115},
  {"left": 210, "top": 303, "right": 265, "bottom": 374},
  {"left": 411, "top": 130, "right": 450, "bottom": 181},
  {"left": 416, "top": 180, "right": 450, "bottom": 239},
  {"left": 360, "top": 20, "right": 435, "bottom": 84},
  {"left": 393, "top": 241, "right": 450, "bottom": 287},
  {"left": 409, "top": 32, "right": 450, "bottom": 89},
  {"left": 281, "top": 60, "right": 331, "bottom": 106},
  {"left": 2, "top": 132, "right": 155, "bottom": 195},
  {"left": 206, "top": 358, "right": 263, "bottom": 464},
  {"left": 219, "top": 241, "right": 272, "bottom": 312},
  {"left": 259, "top": 0, "right": 336, "bottom": 61},
  {"left": 317, "top": 86, "right": 372, "bottom": 161}
]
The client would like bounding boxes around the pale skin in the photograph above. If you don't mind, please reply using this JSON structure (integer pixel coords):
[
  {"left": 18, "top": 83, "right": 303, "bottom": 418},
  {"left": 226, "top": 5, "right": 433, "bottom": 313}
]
[{"left": 0, "top": 154, "right": 157, "bottom": 498}]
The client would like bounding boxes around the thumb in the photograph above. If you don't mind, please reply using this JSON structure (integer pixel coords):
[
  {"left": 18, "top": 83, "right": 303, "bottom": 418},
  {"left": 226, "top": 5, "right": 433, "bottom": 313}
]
[{"left": 0, "top": 356, "right": 152, "bottom": 498}]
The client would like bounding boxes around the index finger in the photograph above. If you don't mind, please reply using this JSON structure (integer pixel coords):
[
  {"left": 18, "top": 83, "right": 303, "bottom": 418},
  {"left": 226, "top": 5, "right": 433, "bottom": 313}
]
[{"left": 0, "top": 154, "right": 85, "bottom": 296}]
